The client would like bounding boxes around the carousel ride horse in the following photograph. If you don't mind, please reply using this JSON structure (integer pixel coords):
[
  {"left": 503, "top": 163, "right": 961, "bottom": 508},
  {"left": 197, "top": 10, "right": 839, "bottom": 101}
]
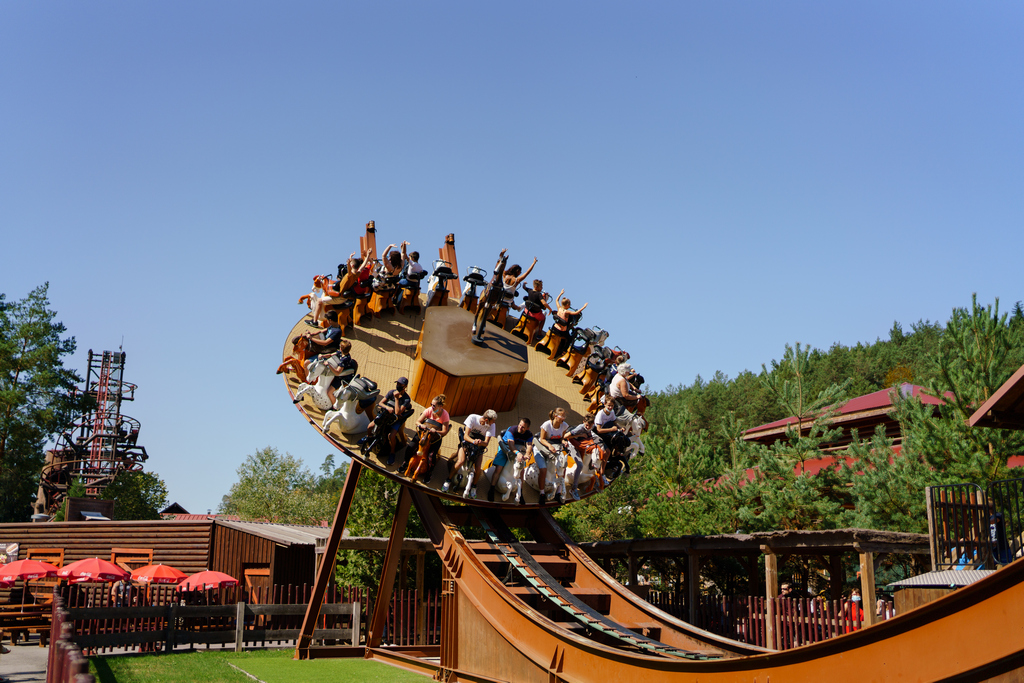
[
  {"left": 292, "top": 355, "right": 336, "bottom": 410},
  {"left": 482, "top": 450, "right": 525, "bottom": 503},
  {"left": 605, "top": 411, "right": 647, "bottom": 478},
  {"left": 276, "top": 335, "right": 313, "bottom": 383},
  {"left": 403, "top": 428, "right": 442, "bottom": 482},
  {"left": 426, "top": 259, "right": 459, "bottom": 308},
  {"left": 563, "top": 437, "right": 606, "bottom": 499},
  {"left": 298, "top": 274, "right": 328, "bottom": 311},
  {"left": 459, "top": 266, "right": 488, "bottom": 314},
  {"left": 322, "top": 376, "right": 381, "bottom": 434},
  {"left": 557, "top": 327, "right": 608, "bottom": 376},
  {"left": 517, "top": 445, "right": 569, "bottom": 505}
]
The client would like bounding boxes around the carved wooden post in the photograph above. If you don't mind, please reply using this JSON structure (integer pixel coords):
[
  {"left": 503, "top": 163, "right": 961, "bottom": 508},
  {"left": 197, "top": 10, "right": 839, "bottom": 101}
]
[
  {"left": 688, "top": 553, "right": 701, "bottom": 626},
  {"left": 763, "top": 547, "right": 779, "bottom": 651},
  {"left": 858, "top": 547, "right": 877, "bottom": 627}
]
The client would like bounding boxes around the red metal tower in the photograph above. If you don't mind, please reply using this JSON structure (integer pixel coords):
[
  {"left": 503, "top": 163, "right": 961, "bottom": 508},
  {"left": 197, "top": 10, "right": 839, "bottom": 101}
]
[{"left": 35, "top": 349, "right": 149, "bottom": 515}]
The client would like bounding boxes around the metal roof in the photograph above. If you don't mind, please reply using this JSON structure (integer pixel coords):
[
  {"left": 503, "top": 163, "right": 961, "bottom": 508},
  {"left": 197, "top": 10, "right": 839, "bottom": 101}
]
[
  {"left": 215, "top": 520, "right": 333, "bottom": 547},
  {"left": 745, "top": 383, "right": 949, "bottom": 437},
  {"left": 887, "top": 569, "right": 995, "bottom": 588},
  {"left": 969, "top": 363, "right": 1024, "bottom": 430}
]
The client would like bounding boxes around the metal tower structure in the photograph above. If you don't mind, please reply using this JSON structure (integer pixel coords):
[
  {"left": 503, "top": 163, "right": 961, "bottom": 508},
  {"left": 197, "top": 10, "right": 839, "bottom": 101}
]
[{"left": 35, "top": 349, "right": 149, "bottom": 515}]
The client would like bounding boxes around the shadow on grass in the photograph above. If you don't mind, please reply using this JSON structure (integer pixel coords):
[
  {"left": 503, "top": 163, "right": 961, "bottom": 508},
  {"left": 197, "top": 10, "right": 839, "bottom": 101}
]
[{"left": 90, "top": 657, "right": 117, "bottom": 683}]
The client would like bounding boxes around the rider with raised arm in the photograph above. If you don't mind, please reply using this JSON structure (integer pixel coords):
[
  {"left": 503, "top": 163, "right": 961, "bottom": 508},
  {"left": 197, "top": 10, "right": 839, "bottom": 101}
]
[{"left": 471, "top": 249, "right": 508, "bottom": 346}]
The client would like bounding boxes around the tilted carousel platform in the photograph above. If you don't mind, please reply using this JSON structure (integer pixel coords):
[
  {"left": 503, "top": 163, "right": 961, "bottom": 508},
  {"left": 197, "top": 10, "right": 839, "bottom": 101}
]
[{"left": 283, "top": 302, "right": 601, "bottom": 507}]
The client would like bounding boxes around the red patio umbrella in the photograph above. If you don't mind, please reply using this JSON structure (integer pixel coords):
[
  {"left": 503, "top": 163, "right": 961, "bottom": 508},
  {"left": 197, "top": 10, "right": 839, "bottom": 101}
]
[
  {"left": 0, "top": 559, "right": 59, "bottom": 582},
  {"left": 179, "top": 570, "right": 238, "bottom": 591},
  {"left": 57, "top": 558, "right": 130, "bottom": 583},
  {"left": 131, "top": 564, "right": 186, "bottom": 585}
]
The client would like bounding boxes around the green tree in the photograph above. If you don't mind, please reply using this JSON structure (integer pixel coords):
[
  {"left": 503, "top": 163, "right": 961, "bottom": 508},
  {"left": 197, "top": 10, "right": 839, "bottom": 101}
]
[
  {"left": 760, "top": 342, "right": 850, "bottom": 470},
  {"left": 0, "top": 284, "right": 91, "bottom": 522},
  {"left": 101, "top": 470, "right": 169, "bottom": 520},
  {"left": 901, "top": 296, "right": 1024, "bottom": 484},
  {"left": 219, "top": 446, "right": 335, "bottom": 524}
]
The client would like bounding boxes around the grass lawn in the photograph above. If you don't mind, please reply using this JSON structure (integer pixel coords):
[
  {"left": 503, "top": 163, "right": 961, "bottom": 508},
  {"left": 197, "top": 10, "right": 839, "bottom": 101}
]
[{"left": 89, "top": 648, "right": 430, "bottom": 682}]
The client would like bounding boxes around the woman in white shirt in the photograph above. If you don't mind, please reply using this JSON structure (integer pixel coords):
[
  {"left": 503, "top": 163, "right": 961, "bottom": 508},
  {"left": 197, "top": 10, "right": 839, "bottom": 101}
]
[{"left": 536, "top": 407, "right": 569, "bottom": 498}]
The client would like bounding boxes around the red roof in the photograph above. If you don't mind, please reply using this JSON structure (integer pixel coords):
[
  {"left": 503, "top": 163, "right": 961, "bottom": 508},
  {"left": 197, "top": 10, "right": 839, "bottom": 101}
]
[
  {"left": 162, "top": 514, "right": 240, "bottom": 522},
  {"left": 745, "top": 383, "right": 949, "bottom": 436}
]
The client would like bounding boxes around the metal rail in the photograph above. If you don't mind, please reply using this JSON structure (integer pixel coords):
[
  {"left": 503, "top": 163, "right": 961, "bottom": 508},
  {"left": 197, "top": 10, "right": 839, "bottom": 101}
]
[{"left": 473, "top": 509, "right": 719, "bottom": 661}]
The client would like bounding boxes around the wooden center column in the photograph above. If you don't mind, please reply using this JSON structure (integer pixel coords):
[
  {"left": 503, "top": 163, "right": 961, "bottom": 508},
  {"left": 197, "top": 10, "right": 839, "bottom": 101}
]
[{"left": 410, "top": 307, "right": 528, "bottom": 416}]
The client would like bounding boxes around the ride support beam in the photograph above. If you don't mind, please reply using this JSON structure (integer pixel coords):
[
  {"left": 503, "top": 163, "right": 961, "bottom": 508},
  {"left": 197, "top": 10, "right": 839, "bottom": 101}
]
[
  {"left": 296, "top": 459, "right": 364, "bottom": 659},
  {"left": 368, "top": 485, "right": 414, "bottom": 648},
  {"left": 361, "top": 220, "right": 378, "bottom": 260},
  {"left": 438, "top": 234, "right": 460, "bottom": 302}
]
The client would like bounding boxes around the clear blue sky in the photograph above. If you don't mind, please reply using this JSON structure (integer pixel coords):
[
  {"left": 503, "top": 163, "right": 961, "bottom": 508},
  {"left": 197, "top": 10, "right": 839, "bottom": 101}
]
[{"left": 3, "top": 2, "right": 1022, "bottom": 514}]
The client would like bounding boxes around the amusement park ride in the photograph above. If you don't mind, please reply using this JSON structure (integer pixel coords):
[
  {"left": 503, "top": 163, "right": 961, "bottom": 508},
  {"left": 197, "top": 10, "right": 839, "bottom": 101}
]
[
  {"left": 282, "top": 224, "right": 1024, "bottom": 682},
  {"left": 35, "top": 349, "right": 149, "bottom": 516}
]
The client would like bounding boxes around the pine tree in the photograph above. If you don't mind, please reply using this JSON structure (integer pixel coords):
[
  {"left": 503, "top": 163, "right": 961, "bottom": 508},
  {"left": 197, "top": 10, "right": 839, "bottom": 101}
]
[{"left": 0, "top": 284, "right": 90, "bottom": 521}]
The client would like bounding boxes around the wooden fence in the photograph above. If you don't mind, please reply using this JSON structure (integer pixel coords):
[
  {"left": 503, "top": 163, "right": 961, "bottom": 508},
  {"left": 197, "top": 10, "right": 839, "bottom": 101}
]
[
  {"left": 52, "top": 582, "right": 441, "bottom": 653},
  {"left": 47, "top": 595, "right": 95, "bottom": 683},
  {"left": 646, "top": 592, "right": 893, "bottom": 651}
]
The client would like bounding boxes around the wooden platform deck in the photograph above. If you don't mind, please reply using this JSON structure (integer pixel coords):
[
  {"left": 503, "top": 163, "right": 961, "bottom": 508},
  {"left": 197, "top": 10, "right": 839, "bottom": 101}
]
[{"left": 282, "top": 297, "right": 596, "bottom": 507}]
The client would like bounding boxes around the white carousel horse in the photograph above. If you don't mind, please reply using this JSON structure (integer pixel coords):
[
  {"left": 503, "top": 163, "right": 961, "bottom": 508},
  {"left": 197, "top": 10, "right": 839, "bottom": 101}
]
[
  {"left": 293, "top": 356, "right": 334, "bottom": 410},
  {"left": 482, "top": 453, "right": 524, "bottom": 502},
  {"left": 517, "top": 446, "right": 568, "bottom": 504},
  {"left": 603, "top": 411, "right": 647, "bottom": 478},
  {"left": 618, "top": 411, "right": 647, "bottom": 460},
  {"left": 564, "top": 439, "right": 604, "bottom": 499},
  {"left": 322, "top": 376, "right": 380, "bottom": 434}
]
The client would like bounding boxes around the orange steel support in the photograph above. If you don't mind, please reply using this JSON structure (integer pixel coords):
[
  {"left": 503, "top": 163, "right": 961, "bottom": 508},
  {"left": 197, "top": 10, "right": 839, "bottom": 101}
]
[
  {"left": 367, "top": 486, "right": 413, "bottom": 649},
  {"left": 360, "top": 220, "right": 378, "bottom": 260},
  {"left": 438, "top": 233, "right": 460, "bottom": 302},
  {"left": 295, "top": 459, "right": 363, "bottom": 659}
]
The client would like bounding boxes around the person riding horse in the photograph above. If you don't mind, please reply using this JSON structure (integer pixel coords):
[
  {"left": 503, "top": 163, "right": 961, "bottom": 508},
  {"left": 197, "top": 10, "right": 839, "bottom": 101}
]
[{"left": 471, "top": 249, "right": 508, "bottom": 346}]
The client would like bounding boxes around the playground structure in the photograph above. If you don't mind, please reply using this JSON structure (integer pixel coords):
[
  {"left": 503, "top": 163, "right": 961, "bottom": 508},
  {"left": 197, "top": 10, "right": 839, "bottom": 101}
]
[
  {"left": 35, "top": 349, "right": 149, "bottom": 516},
  {"left": 283, "top": 225, "right": 1024, "bottom": 681}
]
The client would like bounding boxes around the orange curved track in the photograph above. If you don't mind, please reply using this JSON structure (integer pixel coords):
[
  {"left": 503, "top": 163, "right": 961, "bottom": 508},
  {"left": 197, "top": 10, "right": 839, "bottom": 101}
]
[{"left": 415, "top": 490, "right": 1024, "bottom": 682}]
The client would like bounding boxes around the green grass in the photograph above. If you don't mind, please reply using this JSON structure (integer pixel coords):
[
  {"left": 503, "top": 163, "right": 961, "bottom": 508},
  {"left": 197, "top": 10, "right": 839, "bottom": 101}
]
[{"left": 89, "top": 648, "right": 430, "bottom": 682}]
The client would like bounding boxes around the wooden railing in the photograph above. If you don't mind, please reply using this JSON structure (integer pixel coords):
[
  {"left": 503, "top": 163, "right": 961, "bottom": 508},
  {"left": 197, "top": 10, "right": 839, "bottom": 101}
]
[
  {"left": 47, "top": 595, "right": 95, "bottom": 683},
  {"left": 645, "top": 592, "right": 894, "bottom": 651},
  {"left": 52, "top": 582, "right": 442, "bottom": 653}
]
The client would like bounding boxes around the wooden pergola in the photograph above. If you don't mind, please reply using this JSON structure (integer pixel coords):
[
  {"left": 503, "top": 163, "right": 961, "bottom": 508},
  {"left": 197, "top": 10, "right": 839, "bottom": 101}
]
[{"left": 579, "top": 528, "right": 928, "bottom": 642}]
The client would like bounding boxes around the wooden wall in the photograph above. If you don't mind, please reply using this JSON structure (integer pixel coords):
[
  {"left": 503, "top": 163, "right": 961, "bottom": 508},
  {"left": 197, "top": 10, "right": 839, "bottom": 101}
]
[
  {"left": 0, "top": 520, "right": 213, "bottom": 571},
  {"left": 209, "top": 524, "right": 317, "bottom": 589}
]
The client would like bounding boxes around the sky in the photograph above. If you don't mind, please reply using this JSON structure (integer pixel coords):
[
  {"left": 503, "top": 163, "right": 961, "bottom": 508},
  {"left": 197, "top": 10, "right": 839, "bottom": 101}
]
[{"left": 2, "top": 2, "right": 1022, "bottom": 515}]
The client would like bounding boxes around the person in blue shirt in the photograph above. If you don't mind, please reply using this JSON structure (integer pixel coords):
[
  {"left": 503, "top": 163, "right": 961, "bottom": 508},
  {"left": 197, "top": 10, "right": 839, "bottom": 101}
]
[{"left": 485, "top": 418, "right": 534, "bottom": 501}]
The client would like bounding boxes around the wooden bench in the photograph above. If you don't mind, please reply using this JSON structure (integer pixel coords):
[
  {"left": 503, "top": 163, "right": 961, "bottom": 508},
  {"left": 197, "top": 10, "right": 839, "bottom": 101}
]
[{"left": 1, "top": 604, "right": 51, "bottom": 646}]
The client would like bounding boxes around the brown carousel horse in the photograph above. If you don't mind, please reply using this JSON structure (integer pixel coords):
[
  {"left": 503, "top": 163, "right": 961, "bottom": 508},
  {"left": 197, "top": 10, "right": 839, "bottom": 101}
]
[
  {"left": 404, "top": 429, "right": 442, "bottom": 482},
  {"left": 276, "top": 335, "right": 312, "bottom": 383}
]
